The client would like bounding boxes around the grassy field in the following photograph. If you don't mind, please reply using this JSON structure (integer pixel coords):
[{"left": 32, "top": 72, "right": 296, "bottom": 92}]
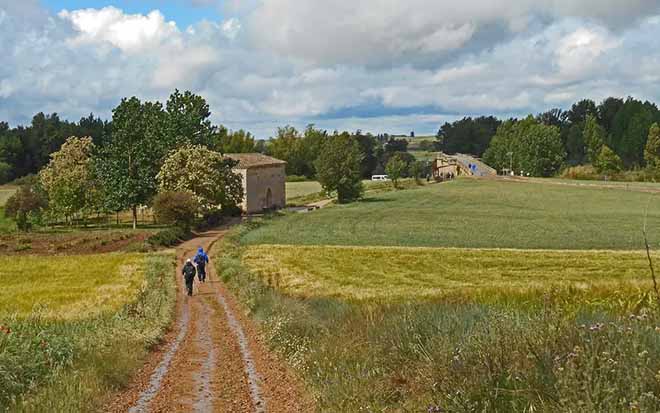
[
  {"left": 217, "top": 225, "right": 660, "bottom": 412},
  {"left": 0, "top": 252, "right": 176, "bottom": 410},
  {"left": 286, "top": 181, "right": 323, "bottom": 200},
  {"left": 0, "top": 254, "right": 145, "bottom": 318},
  {"left": 245, "top": 178, "right": 660, "bottom": 250},
  {"left": 409, "top": 150, "right": 437, "bottom": 162},
  {"left": 244, "top": 245, "right": 656, "bottom": 301},
  {"left": 220, "top": 178, "right": 660, "bottom": 411}
]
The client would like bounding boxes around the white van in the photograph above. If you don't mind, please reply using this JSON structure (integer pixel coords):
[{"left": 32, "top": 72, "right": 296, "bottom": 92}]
[{"left": 371, "top": 175, "right": 390, "bottom": 181}]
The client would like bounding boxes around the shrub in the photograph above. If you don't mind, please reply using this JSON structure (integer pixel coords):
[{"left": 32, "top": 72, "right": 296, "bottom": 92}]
[
  {"left": 152, "top": 191, "right": 199, "bottom": 229},
  {"left": 145, "top": 226, "right": 192, "bottom": 247},
  {"left": 4, "top": 185, "right": 48, "bottom": 231},
  {"left": 560, "top": 165, "right": 599, "bottom": 180}
]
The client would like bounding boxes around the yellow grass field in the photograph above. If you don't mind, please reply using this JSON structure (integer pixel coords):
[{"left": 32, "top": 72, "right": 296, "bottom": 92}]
[
  {"left": 0, "top": 253, "right": 147, "bottom": 319},
  {"left": 243, "top": 244, "right": 657, "bottom": 300}
]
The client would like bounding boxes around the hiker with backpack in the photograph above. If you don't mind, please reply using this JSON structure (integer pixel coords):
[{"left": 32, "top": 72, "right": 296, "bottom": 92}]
[
  {"left": 194, "top": 247, "right": 209, "bottom": 283},
  {"left": 182, "top": 259, "right": 196, "bottom": 296}
]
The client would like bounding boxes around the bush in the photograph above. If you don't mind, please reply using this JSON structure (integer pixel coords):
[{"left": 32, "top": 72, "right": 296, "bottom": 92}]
[
  {"left": 152, "top": 191, "right": 198, "bottom": 230},
  {"left": 145, "top": 226, "right": 192, "bottom": 248},
  {"left": 4, "top": 185, "right": 48, "bottom": 231},
  {"left": 560, "top": 165, "right": 600, "bottom": 180}
]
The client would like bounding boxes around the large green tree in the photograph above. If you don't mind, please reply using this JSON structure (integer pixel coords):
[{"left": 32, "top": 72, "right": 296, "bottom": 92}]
[
  {"left": 436, "top": 116, "right": 501, "bottom": 156},
  {"left": 315, "top": 133, "right": 364, "bottom": 203},
  {"left": 96, "top": 97, "right": 169, "bottom": 229},
  {"left": 157, "top": 144, "right": 244, "bottom": 212},
  {"left": 483, "top": 116, "right": 565, "bottom": 177},
  {"left": 39, "top": 136, "right": 100, "bottom": 223},
  {"left": 214, "top": 128, "right": 256, "bottom": 154},
  {"left": 166, "top": 89, "right": 215, "bottom": 147}
]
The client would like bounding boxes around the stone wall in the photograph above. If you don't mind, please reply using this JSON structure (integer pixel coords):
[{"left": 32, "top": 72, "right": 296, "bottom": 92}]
[{"left": 234, "top": 165, "right": 286, "bottom": 214}]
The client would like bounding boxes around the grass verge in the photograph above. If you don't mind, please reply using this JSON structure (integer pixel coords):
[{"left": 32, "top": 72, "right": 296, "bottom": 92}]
[
  {"left": 0, "top": 253, "right": 176, "bottom": 411},
  {"left": 215, "top": 224, "right": 660, "bottom": 412}
]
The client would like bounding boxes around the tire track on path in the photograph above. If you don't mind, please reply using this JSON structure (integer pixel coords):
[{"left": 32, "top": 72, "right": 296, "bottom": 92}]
[{"left": 110, "top": 227, "right": 313, "bottom": 412}]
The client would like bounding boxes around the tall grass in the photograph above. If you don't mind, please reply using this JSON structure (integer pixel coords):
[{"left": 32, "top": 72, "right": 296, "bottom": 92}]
[
  {"left": 0, "top": 253, "right": 176, "bottom": 411},
  {"left": 216, "top": 225, "right": 660, "bottom": 412}
]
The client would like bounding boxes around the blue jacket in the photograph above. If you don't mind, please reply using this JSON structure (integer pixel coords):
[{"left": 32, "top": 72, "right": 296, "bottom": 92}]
[{"left": 194, "top": 247, "right": 209, "bottom": 266}]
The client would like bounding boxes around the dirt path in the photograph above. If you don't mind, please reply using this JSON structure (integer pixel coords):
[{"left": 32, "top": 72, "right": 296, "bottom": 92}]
[{"left": 108, "top": 228, "right": 312, "bottom": 413}]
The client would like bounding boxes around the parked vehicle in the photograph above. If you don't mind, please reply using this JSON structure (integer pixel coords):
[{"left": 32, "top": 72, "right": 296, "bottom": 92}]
[{"left": 371, "top": 175, "right": 390, "bottom": 181}]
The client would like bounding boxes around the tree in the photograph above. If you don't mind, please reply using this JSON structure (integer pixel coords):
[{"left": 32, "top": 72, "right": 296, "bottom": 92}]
[
  {"left": 644, "top": 123, "right": 660, "bottom": 170},
  {"left": 267, "top": 126, "right": 307, "bottom": 176},
  {"left": 214, "top": 128, "right": 256, "bottom": 154},
  {"left": 4, "top": 184, "right": 47, "bottom": 231},
  {"left": 166, "top": 89, "right": 215, "bottom": 147},
  {"left": 152, "top": 191, "right": 199, "bottom": 229},
  {"left": 0, "top": 161, "right": 11, "bottom": 184},
  {"left": 386, "top": 154, "right": 407, "bottom": 188},
  {"left": 597, "top": 97, "right": 624, "bottom": 134},
  {"left": 567, "top": 99, "right": 597, "bottom": 124},
  {"left": 436, "top": 116, "right": 500, "bottom": 156},
  {"left": 315, "top": 133, "right": 363, "bottom": 203},
  {"left": 39, "top": 136, "right": 100, "bottom": 223},
  {"left": 96, "top": 97, "right": 169, "bottom": 229},
  {"left": 410, "top": 161, "right": 426, "bottom": 184},
  {"left": 483, "top": 116, "right": 565, "bottom": 177},
  {"left": 594, "top": 146, "right": 623, "bottom": 175},
  {"left": 582, "top": 114, "right": 605, "bottom": 163},
  {"left": 157, "top": 144, "right": 243, "bottom": 213},
  {"left": 608, "top": 98, "right": 660, "bottom": 167},
  {"left": 384, "top": 138, "right": 409, "bottom": 154}
]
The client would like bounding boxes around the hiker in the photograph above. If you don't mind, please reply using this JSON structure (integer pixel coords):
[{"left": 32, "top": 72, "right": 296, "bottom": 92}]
[
  {"left": 194, "top": 247, "right": 209, "bottom": 283},
  {"left": 183, "top": 259, "right": 196, "bottom": 296}
]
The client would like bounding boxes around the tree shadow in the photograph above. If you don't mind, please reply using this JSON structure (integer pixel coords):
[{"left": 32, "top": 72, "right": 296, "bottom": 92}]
[{"left": 360, "top": 197, "right": 394, "bottom": 203}]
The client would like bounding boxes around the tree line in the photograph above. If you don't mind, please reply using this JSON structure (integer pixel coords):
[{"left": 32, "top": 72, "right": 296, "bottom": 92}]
[{"left": 436, "top": 97, "right": 660, "bottom": 177}]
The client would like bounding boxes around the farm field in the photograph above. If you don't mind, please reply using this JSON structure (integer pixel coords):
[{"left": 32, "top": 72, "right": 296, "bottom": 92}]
[
  {"left": 0, "top": 252, "right": 175, "bottom": 410},
  {"left": 245, "top": 178, "right": 660, "bottom": 250},
  {"left": 0, "top": 254, "right": 145, "bottom": 317},
  {"left": 244, "top": 245, "right": 655, "bottom": 301},
  {"left": 218, "top": 178, "right": 660, "bottom": 411},
  {"left": 286, "top": 180, "right": 322, "bottom": 200},
  {"left": 408, "top": 150, "right": 437, "bottom": 162}
]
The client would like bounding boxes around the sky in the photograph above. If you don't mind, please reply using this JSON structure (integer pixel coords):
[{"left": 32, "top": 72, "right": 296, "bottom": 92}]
[{"left": 2, "top": 1, "right": 660, "bottom": 138}]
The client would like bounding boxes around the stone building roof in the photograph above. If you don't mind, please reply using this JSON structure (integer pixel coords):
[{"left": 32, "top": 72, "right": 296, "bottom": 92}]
[{"left": 225, "top": 153, "right": 287, "bottom": 169}]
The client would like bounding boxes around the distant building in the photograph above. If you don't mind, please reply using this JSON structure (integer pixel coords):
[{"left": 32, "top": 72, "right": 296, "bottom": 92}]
[
  {"left": 432, "top": 155, "right": 459, "bottom": 180},
  {"left": 225, "top": 153, "right": 287, "bottom": 214}
]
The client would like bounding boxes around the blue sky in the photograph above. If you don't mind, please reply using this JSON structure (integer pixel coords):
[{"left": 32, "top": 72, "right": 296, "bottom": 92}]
[
  {"left": 3, "top": 1, "right": 660, "bottom": 137},
  {"left": 44, "top": 0, "right": 222, "bottom": 27}
]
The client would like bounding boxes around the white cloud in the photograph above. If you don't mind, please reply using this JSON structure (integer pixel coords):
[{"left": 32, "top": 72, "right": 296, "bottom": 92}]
[
  {"left": 2, "top": 1, "right": 660, "bottom": 138},
  {"left": 244, "top": 0, "right": 659, "bottom": 65},
  {"left": 58, "top": 7, "right": 179, "bottom": 53}
]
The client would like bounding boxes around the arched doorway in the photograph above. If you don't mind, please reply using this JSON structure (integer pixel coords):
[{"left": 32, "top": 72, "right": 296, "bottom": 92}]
[{"left": 265, "top": 188, "right": 273, "bottom": 210}]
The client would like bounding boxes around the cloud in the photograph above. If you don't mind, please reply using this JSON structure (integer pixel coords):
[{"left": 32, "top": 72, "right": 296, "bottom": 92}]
[
  {"left": 58, "top": 7, "right": 180, "bottom": 53},
  {"left": 243, "top": 0, "right": 660, "bottom": 65},
  {"left": 2, "top": 1, "right": 660, "bottom": 138}
]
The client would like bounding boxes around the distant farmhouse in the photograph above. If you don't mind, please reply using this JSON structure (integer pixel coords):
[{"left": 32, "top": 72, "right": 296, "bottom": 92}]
[{"left": 225, "top": 153, "right": 287, "bottom": 214}]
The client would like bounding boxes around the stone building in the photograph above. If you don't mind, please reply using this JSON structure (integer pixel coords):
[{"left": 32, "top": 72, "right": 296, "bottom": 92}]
[{"left": 225, "top": 153, "right": 287, "bottom": 214}]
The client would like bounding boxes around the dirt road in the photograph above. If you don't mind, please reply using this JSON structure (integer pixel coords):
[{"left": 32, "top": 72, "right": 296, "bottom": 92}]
[{"left": 108, "top": 228, "right": 312, "bottom": 413}]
